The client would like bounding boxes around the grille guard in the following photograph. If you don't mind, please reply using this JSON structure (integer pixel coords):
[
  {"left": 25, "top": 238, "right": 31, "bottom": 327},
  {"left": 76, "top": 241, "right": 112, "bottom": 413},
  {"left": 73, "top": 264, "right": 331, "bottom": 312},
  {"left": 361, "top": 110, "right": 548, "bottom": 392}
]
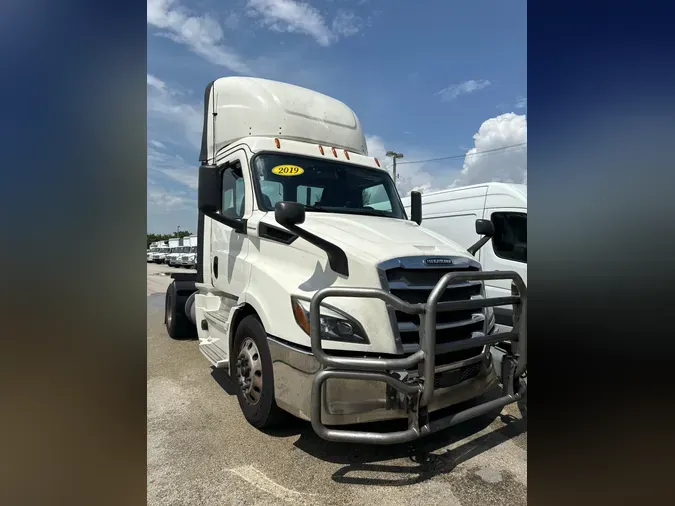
[{"left": 309, "top": 270, "right": 527, "bottom": 444}]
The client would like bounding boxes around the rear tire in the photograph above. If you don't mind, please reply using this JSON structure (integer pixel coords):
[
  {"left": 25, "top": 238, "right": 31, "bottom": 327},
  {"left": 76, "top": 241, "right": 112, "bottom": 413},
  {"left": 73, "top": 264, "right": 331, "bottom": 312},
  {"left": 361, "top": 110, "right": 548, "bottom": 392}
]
[
  {"left": 164, "top": 282, "right": 196, "bottom": 339},
  {"left": 231, "top": 315, "right": 285, "bottom": 429}
]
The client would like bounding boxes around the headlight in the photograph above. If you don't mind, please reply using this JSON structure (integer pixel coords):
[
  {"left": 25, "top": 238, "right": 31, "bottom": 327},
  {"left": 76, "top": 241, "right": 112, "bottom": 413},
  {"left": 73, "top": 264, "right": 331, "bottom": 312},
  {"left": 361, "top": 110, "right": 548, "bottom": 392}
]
[{"left": 291, "top": 296, "right": 369, "bottom": 344}]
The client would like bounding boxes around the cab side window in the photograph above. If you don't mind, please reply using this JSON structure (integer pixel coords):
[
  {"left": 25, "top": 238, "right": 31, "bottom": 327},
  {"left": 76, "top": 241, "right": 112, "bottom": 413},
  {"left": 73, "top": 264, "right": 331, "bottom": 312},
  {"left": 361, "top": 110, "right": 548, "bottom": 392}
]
[
  {"left": 221, "top": 162, "right": 245, "bottom": 219},
  {"left": 490, "top": 212, "right": 527, "bottom": 263}
]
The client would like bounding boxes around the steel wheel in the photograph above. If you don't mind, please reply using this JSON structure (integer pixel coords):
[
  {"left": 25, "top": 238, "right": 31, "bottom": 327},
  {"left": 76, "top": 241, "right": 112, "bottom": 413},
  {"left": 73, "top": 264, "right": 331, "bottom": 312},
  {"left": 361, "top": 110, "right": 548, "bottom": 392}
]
[{"left": 235, "top": 337, "right": 263, "bottom": 405}]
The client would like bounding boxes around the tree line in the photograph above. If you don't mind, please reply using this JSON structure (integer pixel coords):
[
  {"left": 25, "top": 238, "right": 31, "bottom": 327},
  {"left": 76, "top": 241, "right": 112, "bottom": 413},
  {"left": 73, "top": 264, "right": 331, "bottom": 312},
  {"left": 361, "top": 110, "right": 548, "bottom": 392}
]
[{"left": 147, "top": 231, "right": 192, "bottom": 249}]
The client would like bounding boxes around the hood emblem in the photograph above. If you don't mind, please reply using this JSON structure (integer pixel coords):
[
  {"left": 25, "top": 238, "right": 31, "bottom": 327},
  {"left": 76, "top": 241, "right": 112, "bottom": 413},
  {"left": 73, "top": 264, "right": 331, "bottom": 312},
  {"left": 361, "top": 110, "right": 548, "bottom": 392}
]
[{"left": 424, "top": 257, "right": 454, "bottom": 266}]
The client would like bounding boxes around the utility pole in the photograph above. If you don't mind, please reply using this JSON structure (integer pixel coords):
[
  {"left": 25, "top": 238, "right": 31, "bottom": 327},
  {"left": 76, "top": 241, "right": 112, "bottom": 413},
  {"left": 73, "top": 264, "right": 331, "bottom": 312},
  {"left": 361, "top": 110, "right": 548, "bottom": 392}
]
[{"left": 386, "top": 151, "right": 404, "bottom": 185}]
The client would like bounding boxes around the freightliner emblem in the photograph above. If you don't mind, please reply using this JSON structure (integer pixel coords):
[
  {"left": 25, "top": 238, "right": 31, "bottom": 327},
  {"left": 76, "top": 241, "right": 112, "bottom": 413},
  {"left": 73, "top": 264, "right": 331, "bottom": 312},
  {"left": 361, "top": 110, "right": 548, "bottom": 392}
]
[{"left": 423, "top": 257, "right": 454, "bottom": 266}]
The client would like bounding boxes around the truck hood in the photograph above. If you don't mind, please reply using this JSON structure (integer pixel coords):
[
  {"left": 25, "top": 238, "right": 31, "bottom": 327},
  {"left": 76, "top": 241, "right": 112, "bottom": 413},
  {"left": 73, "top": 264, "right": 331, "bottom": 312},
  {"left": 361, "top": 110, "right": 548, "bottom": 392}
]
[{"left": 267, "top": 212, "right": 475, "bottom": 264}]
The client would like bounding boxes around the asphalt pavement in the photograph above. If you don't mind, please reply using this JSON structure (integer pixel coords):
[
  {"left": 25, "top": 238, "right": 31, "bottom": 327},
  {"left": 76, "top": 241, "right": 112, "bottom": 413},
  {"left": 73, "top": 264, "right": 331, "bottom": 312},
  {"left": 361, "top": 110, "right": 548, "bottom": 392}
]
[{"left": 147, "top": 262, "right": 527, "bottom": 506}]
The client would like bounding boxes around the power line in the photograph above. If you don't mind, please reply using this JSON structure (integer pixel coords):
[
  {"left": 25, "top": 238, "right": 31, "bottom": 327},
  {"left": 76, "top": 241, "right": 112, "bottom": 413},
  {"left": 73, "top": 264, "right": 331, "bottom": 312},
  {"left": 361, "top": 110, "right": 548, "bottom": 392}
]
[{"left": 387, "top": 142, "right": 527, "bottom": 167}]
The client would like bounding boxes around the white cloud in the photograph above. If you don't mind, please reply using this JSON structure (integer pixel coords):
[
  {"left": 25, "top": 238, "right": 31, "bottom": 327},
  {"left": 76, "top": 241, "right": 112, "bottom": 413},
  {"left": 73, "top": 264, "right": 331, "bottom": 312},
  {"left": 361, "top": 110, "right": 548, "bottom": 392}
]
[
  {"left": 247, "top": 0, "right": 334, "bottom": 45},
  {"left": 147, "top": 186, "right": 193, "bottom": 211},
  {"left": 436, "top": 79, "right": 492, "bottom": 102},
  {"left": 331, "top": 9, "right": 363, "bottom": 37},
  {"left": 247, "top": 0, "right": 361, "bottom": 45},
  {"left": 148, "top": 144, "right": 199, "bottom": 189},
  {"left": 147, "top": 143, "right": 199, "bottom": 232},
  {"left": 149, "top": 139, "right": 166, "bottom": 149},
  {"left": 515, "top": 96, "right": 527, "bottom": 109},
  {"left": 365, "top": 135, "right": 457, "bottom": 197},
  {"left": 451, "top": 113, "right": 527, "bottom": 187},
  {"left": 147, "top": 74, "right": 202, "bottom": 149},
  {"left": 147, "top": 74, "right": 166, "bottom": 91},
  {"left": 147, "top": 0, "right": 251, "bottom": 73},
  {"left": 365, "top": 113, "right": 526, "bottom": 197}
]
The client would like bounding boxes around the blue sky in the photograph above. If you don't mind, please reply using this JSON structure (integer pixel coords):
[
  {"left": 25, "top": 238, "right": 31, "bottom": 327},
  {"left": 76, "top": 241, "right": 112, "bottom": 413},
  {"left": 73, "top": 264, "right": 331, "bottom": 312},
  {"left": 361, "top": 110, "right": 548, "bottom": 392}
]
[{"left": 147, "top": 0, "right": 527, "bottom": 233}]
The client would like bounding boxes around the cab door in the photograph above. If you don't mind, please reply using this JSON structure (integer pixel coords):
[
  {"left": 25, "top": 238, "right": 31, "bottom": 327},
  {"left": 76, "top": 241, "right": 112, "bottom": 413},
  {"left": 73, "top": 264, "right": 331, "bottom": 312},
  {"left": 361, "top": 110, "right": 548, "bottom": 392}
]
[{"left": 210, "top": 150, "right": 253, "bottom": 302}]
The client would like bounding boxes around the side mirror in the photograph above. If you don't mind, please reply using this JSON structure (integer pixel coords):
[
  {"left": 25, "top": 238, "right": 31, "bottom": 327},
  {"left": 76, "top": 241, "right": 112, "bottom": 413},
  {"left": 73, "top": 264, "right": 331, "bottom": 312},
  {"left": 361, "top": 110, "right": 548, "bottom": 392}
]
[
  {"left": 198, "top": 164, "right": 221, "bottom": 214},
  {"left": 275, "top": 201, "right": 306, "bottom": 227},
  {"left": 467, "top": 219, "right": 495, "bottom": 256},
  {"left": 410, "top": 191, "right": 422, "bottom": 225},
  {"left": 273, "top": 201, "right": 349, "bottom": 276},
  {"left": 475, "top": 219, "right": 495, "bottom": 237}
]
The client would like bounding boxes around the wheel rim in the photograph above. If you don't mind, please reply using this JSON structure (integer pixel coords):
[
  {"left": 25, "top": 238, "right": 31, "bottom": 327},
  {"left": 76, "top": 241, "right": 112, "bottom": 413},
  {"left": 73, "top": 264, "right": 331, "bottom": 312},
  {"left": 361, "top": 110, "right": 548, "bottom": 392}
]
[{"left": 235, "top": 337, "right": 263, "bottom": 405}]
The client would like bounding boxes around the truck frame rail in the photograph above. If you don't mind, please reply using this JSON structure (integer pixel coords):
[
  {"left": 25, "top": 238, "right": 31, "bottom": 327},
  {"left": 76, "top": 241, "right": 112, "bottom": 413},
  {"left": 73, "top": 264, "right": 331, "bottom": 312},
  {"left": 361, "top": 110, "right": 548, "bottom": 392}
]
[{"left": 309, "top": 270, "right": 527, "bottom": 444}]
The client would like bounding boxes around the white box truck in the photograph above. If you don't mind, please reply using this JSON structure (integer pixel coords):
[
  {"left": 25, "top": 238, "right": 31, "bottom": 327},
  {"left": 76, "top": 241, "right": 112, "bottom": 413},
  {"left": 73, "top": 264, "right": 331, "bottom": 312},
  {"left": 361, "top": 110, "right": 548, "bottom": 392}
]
[
  {"left": 401, "top": 183, "right": 526, "bottom": 334},
  {"left": 166, "top": 237, "right": 182, "bottom": 266},
  {"left": 180, "top": 235, "right": 198, "bottom": 268},
  {"left": 163, "top": 77, "right": 527, "bottom": 444},
  {"left": 147, "top": 242, "right": 156, "bottom": 262},
  {"left": 149, "top": 241, "right": 168, "bottom": 263},
  {"left": 158, "top": 241, "right": 170, "bottom": 263}
]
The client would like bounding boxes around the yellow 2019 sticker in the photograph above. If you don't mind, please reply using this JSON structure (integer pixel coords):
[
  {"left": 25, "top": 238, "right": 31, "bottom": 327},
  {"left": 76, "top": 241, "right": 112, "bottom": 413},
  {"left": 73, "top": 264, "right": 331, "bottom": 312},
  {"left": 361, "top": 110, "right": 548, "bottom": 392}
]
[{"left": 272, "top": 164, "right": 304, "bottom": 176}]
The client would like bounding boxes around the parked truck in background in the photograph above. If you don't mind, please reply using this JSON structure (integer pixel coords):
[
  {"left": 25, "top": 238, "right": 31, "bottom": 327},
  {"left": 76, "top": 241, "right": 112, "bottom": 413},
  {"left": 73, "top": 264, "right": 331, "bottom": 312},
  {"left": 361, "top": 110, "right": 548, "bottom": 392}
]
[
  {"left": 163, "top": 77, "right": 527, "bottom": 445},
  {"left": 149, "top": 241, "right": 169, "bottom": 263},
  {"left": 180, "top": 235, "right": 198, "bottom": 269},
  {"left": 166, "top": 238, "right": 182, "bottom": 266},
  {"left": 401, "top": 183, "right": 527, "bottom": 334}
]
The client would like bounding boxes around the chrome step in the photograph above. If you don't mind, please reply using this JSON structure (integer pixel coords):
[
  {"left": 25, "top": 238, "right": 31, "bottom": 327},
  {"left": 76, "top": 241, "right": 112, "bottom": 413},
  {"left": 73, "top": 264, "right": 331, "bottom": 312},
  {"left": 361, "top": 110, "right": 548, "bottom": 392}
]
[{"left": 199, "top": 341, "right": 229, "bottom": 369}]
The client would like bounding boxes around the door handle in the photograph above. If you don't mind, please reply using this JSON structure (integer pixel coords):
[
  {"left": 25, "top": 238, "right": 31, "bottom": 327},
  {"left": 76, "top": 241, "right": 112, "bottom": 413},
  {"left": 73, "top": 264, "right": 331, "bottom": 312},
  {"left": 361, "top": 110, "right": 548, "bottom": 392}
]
[{"left": 213, "top": 256, "right": 219, "bottom": 279}]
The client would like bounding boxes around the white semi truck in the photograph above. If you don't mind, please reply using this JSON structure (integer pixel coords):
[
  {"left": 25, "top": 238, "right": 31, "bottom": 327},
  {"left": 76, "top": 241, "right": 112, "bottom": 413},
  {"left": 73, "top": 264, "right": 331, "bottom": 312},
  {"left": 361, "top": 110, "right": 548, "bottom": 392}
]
[{"left": 164, "top": 77, "right": 526, "bottom": 444}]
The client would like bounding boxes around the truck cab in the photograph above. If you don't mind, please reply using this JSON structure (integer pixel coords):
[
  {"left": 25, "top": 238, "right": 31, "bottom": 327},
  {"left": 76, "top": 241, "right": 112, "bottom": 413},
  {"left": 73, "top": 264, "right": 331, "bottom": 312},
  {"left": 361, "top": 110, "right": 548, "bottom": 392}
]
[
  {"left": 164, "top": 77, "right": 526, "bottom": 444},
  {"left": 180, "top": 235, "right": 198, "bottom": 268},
  {"left": 166, "top": 238, "right": 181, "bottom": 266},
  {"left": 151, "top": 242, "right": 168, "bottom": 263},
  {"left": 147, "top": 243, "right": 156, "bottom": 262}
]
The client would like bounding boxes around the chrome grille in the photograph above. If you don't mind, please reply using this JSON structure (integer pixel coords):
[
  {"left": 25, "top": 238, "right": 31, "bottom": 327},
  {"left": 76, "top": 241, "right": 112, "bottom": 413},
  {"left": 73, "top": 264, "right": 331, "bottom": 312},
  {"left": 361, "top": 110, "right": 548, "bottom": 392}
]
[{"left": 379, "top": 257, "right": 486, "bottom": 361}]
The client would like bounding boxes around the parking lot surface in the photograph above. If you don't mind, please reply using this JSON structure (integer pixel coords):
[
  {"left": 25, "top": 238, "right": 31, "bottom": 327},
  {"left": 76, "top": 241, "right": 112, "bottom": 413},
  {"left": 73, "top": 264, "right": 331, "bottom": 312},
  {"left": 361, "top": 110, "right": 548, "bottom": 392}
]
[{"left": 147, "top": 263, "right": 527, "bottom": 506}]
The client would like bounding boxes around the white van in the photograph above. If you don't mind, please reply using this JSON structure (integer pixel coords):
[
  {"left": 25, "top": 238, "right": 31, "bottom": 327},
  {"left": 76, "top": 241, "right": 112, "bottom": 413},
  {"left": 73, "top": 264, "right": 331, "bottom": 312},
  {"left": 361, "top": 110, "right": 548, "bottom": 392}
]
[{"left": 401, "top": 183, "right": 526, "bottom": 332}]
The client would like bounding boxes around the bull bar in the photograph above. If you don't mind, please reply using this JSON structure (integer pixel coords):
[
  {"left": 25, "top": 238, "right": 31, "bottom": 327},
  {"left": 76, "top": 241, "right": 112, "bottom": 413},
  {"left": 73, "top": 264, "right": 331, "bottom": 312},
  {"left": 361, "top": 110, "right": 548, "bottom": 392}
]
[{"left": 309, "top": 270, "right": 527, "bottom": 444}]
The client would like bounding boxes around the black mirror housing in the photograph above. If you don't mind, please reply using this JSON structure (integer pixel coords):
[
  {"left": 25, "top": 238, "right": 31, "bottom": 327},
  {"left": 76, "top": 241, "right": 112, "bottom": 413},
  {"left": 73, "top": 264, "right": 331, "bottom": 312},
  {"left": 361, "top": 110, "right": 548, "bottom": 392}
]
[
  {"left": 475, "top": 219, "right": 495, "bottom": 237},
  {"left": 275, "top": 201, "right": 306, "bottom": 226},
  {"left": 198, "top": 164, "right": 221, "bottom": 214},
  {"left": 273, "top": 201, "right": 349, "bottom": 276},
  {"left": 410, "top": 191, "right": 422, "bottom": 225}
]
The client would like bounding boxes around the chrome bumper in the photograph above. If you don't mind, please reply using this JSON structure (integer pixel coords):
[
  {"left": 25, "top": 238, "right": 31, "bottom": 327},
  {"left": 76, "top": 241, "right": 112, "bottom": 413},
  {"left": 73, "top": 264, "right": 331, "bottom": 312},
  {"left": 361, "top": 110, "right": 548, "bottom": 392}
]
[
  {"left": 270, "top": 339, "right": 499, "bottom": 426},
  {"left": 305, "top": 270, "right": 527, "bottom": 445}
]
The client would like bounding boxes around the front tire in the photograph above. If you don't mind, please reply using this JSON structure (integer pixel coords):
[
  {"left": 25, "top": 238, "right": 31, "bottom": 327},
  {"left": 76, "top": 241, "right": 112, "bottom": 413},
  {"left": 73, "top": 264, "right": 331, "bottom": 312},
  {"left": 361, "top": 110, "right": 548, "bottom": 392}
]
[
  {"left": 232, "top": 316, "right": 284, "bottom": 429},
  {"left": 164, "top": 282, "right": 195, "bottom": 339}
]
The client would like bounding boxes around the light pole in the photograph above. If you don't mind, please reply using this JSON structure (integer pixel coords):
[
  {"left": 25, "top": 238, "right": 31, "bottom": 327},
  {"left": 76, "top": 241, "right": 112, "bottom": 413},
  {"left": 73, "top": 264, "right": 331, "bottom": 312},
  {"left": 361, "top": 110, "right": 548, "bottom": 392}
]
[
  {"left": 386, "top": 151, "right": 404, "bottom": 185},
  {"left": 177, "top": 225, "right": 181, "bottom": 237}
]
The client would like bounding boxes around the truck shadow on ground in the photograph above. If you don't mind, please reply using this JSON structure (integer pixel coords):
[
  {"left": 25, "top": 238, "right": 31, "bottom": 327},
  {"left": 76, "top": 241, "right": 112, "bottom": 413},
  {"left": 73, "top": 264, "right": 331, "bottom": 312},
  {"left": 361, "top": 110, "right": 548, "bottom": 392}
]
[{"left": 210, "top": 368, "right": 527, "bottom": 486}]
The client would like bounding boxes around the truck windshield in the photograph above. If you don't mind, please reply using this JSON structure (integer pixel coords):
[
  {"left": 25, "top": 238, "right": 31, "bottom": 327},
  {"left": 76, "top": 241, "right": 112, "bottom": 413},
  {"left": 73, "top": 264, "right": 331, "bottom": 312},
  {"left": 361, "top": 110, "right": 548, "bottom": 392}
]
[{"left": 252, "top": 153, "right": 407, "bottom": 219}]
